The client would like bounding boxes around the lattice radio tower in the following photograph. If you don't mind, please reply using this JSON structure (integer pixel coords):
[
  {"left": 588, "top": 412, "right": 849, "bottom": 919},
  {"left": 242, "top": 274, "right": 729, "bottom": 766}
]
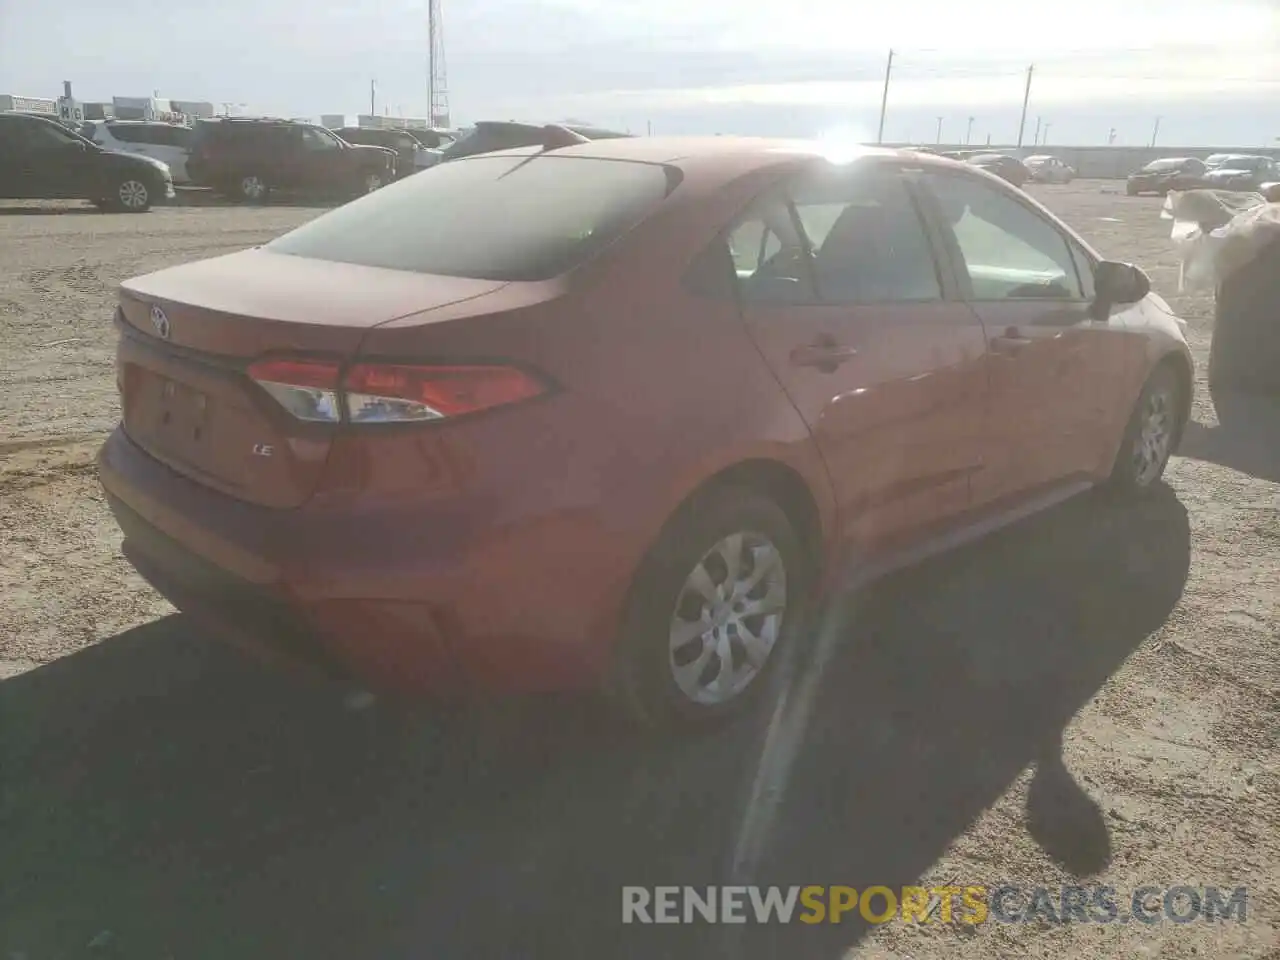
[{"left": 428, "top": 0, "right": 450, "bottom": 128}]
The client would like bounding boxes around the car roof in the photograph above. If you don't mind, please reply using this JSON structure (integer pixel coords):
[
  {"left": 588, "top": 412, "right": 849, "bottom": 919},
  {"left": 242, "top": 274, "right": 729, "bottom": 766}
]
[
  {"left": 471, "top": 119, "right": 632, "bottom": 139},
  {"left": 446, "top": 135, "right": 982, "bottom": 190},
  {"left": 493, "top": 134, "right": 902, "bottom": 166}
]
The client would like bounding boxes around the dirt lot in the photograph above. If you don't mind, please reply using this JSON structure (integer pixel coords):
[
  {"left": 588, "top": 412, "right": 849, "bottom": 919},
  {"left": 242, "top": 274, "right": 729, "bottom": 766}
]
[{"left": 0, "top": 185, "right": 1277, "bottom": 960}]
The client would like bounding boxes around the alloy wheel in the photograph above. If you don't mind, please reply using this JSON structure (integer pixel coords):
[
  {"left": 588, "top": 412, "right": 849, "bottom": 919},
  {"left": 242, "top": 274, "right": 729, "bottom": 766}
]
[
  {"left": 364, "top": 173, "right": 384, "bottom": 193},
  {"left": 241, "top": 176, "right": 267, "bottom": 201},
  {"left": 117, "top": 180, "right": 149, "bottom": 210},
  {"left": 1132, "top": 384, "right": 1175, "bottom": 486},
  {"left": 668, "top": 531, "right": 788, "bottom": 705}
]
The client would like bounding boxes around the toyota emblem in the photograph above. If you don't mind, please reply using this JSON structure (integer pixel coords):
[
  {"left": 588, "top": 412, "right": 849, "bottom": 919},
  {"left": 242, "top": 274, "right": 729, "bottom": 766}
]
[{"left": 150, "top": 304, "right": 171, "bottom": 340}]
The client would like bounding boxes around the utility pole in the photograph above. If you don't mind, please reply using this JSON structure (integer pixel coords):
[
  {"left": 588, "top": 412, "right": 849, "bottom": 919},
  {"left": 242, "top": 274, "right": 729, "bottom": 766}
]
[
  {"left": 935, "top": 116, "right": 943, "bottom": 144},
  {"left": 876, "top": 49, "right": 894, "bottom": 144},
  {"left": 985, "top": 133, "right": 992, "bottom": 147},
  {"left": 1108, "top": 127, "right": 1117, "bottom": 145},
  {"left": 1043, "top": 122, "right": 1051, "bottom": 144},
  {"left": 1016, "top": 64, "right": 1034, "bottom": 148},
  {"left": 1033, "top": 115, "right": 1042, "bottom": 147},
  {"left": 965, "top": 116, "right": 975, "bottom": 145},
  {"left": 647, "top": 120, "right": 653, "bottom": 136},
  {"left": 370, "top": 79, "right": 376, "bottom": 116},
  {"left": 1150, "top": 116, "right": 1162, "bottom": 148}
]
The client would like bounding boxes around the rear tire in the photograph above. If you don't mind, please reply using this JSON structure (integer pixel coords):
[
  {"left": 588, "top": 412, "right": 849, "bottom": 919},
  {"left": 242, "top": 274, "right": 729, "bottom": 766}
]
[
  {"left": 609, "top": 487, "right": 811, "bottom": 730},
  {"left": 1105, "top": 365, "right": 1182, "bottom": 496},
  {"left": 236, "top": 174, "right": 270, "bottom": 204}
]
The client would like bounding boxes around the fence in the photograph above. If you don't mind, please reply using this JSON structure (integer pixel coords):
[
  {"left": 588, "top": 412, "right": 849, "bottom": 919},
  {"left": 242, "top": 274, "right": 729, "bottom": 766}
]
[{"left": 891, "top": 144, "right": 1280, "bottom": 179}]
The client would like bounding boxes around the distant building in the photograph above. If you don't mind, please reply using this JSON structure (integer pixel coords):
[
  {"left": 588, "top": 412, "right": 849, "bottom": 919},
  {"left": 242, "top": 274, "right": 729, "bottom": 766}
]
[
  {"left": 356, "top": 113, "right": 431, "bottom": 131},
  {"left": 171, "top": 100, "right": 215, "bottom": 119},
  {"left": 0, "top": 94, "right": 56, "bottom": 115},
  {"left": 83, "top": 102, "right": 116, "bottom": 120}
]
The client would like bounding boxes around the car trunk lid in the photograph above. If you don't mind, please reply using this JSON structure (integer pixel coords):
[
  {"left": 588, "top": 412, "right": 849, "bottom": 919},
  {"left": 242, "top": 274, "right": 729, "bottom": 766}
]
[{"left": 116, "top": 248, "right": 507, "bottom": 508}]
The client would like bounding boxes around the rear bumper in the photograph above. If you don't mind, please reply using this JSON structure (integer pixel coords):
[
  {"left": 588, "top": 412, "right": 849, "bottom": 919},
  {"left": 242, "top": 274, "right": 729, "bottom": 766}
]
[{"left": 98, "top": 426, "right": 624, "bottom": 696}]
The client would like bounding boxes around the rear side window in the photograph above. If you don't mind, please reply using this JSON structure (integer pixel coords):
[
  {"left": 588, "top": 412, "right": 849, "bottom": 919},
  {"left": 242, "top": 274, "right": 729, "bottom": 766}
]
[
  {"left": 792, "top": 170, "right": 942, "bottom": 304},
  {"left": 267, "top": 154, "right": 679, "bottom": 281},
  {"left": 106, "top": 123, "right": 147, "bottom": 143}
]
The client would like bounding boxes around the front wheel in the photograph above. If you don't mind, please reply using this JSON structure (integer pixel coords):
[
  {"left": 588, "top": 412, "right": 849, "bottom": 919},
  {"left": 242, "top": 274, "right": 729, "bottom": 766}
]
[
  {"left": 105, "top": 178, "right": 153, "bottom": 212},
  {"left": 610, "top": 487, "right": 811, "bottom": 729},
  {"left": 354, "top": 171, "right": 385, "bottom": 197},
  {"left": 1106, "top": 365, "right": 1182, "bottom": 496}
]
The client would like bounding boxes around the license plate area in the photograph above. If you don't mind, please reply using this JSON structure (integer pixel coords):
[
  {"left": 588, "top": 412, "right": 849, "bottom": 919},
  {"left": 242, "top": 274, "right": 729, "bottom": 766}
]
[
  {"left": 155, "top": 377, "right": 212, "bottom": 447},
  {"left": 121, "top": 362, "right": 233, "bottom": 480}
]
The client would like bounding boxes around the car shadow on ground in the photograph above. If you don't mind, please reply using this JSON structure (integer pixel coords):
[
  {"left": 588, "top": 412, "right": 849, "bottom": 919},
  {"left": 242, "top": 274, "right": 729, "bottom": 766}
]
[
  {"left": 173, "top": 189, "right": 347, "bottom": 210},
  {"left": 0, "top": 488, "right": 1190, "bottom": 960},
  {"left": 1180, "top": 392, "right": 1280, "bottom": 483}
]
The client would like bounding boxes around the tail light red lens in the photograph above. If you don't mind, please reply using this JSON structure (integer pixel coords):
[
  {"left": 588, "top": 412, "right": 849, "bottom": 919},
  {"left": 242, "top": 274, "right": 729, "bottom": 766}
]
[
  {"left": 248, "top": 358, "right": 546, "bottom": 424},
  {"left": 344, "top": 363, "right": 546, "bottom": 422}
]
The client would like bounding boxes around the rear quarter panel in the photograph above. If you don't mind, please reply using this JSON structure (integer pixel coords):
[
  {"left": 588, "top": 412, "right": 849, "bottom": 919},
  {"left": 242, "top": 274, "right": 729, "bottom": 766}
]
[{"left": 344, "top": 157, "right": 836, "bottom": 648}]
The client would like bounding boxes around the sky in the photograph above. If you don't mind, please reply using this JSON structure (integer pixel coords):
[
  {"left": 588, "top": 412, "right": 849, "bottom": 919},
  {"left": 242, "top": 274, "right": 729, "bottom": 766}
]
[{"left": 2, "top": 0, "right": 1278, "bottom": 147}]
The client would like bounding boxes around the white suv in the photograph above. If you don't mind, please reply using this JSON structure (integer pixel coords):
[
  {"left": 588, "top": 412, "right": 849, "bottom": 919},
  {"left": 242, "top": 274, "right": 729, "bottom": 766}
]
[{"left": 79, "top": 120, "right": 193, "bottom": 184}]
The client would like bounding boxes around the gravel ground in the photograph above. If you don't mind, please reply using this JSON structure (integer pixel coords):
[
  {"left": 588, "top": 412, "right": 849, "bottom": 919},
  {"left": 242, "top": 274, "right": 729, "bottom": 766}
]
[{"left": 0, "top": 184, "right": 1276, "bottom": 960}]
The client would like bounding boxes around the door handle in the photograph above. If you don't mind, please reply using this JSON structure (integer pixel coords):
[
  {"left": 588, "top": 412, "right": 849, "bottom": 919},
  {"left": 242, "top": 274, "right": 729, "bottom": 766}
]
[
  {"left": 990, "top": 332, "right": 1033, "bottom": 356},
  {"left": 789, "top": 340, "right": 858, "bottom": 371}
]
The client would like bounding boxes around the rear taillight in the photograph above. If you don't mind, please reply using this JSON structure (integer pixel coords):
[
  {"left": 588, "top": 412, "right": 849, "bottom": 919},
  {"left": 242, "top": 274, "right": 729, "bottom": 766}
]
[
  {"left": 247, "top": 358, "right": 546, "bottom": 424},
  {"left": 248, "top": 358, "right": 342, "bottom": 422}
]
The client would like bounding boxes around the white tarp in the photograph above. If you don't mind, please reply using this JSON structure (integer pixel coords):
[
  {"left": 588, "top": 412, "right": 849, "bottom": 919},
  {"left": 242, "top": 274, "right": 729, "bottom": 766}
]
[{"left": 1163, "top": 189, "right": 1280, "bottom": 292}]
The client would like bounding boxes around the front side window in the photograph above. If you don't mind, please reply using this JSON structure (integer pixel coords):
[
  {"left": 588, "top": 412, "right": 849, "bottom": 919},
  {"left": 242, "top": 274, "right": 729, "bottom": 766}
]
[
  {"left": 22, "top": 119, "right": 80, "bottom": 150},
  {"left": 923, "top": 171, "right": 1083, "bottom": 301},
  {"left": 791, "top": 169, "right": 943, "bottom": 304},
  {"left": 267, "top": 154, "right": 677, "bottom": 281},
  {"left": 300, "top": 127, "right": 342, "bottom": 151}
]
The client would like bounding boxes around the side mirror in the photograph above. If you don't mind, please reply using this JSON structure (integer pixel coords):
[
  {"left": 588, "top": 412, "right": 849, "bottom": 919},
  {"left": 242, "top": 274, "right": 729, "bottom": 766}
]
[{"left": 1094, "top": 260, "right": 1150, "bottom": 307}]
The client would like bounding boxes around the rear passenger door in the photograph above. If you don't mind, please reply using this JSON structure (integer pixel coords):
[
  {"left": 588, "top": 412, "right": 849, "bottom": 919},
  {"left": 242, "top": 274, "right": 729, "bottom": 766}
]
[
  {"left": 0, "top": 116, "right": 33, "bottom": 197},
  {"left": 294, "top": 126, "right": 349, "bottom": 191},
  {"left": 142, "top": 124, "right": 191, "bottom": 182},
  {"left": 733, "top": 162, "right": 989, "bottom": 559},
  {"left": 917, "top": 168, "right": 1125, "bottom": 506}
]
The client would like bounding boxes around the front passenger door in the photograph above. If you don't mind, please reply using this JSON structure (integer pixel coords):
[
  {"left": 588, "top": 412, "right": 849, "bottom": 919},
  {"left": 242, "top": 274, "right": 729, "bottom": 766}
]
[{"left": 918, "top": 169, "right": 1127, "bottom": 507}]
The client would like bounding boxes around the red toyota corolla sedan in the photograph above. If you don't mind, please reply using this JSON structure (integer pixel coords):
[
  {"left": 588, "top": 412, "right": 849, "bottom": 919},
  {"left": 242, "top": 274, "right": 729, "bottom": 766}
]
[{"left": 99, "top": 134, "right": 1193, "bottom": 727}]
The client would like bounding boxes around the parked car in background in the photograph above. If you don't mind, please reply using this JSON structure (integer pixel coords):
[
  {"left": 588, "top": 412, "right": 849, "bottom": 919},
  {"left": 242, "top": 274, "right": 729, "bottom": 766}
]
[
  {"left": 1200, "top": 155, "right": 1280, "bottom": 193},
  {"left": 186, "top": 117, "right": 397, "bottom": 202},
  {"left": 334, "top": 126, "right": 430, "bottom": 177},
  {"left": 966, "top": 153, "right": 1031, "bottom": 187},
  {"left": 437, "top": 120, "right": 631, "bottom": 161},
  {"left": 1125, "top": 157, "right": 1207, "bottom": 196},
  {"left": 1023, "top": 154, "right": 1075, "bottom": 183},
  {"left": 404, "top": 128, "right": 455, "bottom": 150},
  {"left": 0, "top": 112, "right": 174, "bottom": 211},
  {"left": 79, "top": 120, "right": 194, "bottom": 183},
  {"left": 99, "top": 136, "right": 1192, "bottom": 728}
]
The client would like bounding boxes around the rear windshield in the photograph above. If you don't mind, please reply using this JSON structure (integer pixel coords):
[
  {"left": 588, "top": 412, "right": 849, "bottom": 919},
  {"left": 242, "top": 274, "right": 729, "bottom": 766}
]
[{"left": 267, "top": 154, "right": 678, "bottom": 281}]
